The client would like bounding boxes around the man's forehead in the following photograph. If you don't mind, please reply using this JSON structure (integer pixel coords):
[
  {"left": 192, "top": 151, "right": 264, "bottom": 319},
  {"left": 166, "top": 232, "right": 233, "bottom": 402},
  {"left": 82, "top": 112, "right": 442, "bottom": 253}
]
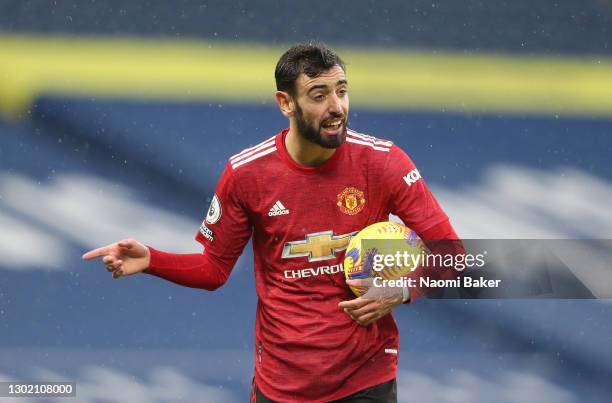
[{"left": 297, "top": 66, "right": 347, "bottom": 91}]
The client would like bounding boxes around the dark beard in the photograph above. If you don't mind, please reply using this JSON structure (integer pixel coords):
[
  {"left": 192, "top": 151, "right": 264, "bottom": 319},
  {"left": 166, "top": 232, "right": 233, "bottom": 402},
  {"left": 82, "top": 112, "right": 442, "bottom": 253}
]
[{"left": 295, "top": 102, "right": 346, "bottom": 149}]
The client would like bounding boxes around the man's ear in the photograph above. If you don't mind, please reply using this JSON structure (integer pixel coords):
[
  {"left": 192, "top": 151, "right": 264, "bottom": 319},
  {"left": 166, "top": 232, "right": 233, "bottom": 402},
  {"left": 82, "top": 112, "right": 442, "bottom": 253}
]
[{"left": 275, "top": 91, "right": 295, "bottom": 118}]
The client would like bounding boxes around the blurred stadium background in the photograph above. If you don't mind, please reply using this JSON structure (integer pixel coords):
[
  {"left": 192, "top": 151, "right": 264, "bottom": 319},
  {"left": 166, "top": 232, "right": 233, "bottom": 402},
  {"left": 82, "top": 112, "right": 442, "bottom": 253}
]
[{"left": 1, "top": 1, "right": 611, "bottom": 402}]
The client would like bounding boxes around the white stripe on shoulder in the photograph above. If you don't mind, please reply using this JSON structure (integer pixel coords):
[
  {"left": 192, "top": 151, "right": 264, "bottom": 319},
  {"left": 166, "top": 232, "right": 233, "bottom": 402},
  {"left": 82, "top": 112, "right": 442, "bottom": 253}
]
[
  {"left": 230, "top": 140, "right": 275, "bottom": 165},
  {"left": 230, "top": 136, "right": 276, "bottom": 162},
  {"left": 231, "top": 146, "right": 277, "bottom": 169},
  {"left": 347, "top": 130, "right": 393, "bottom": 147},
  {"left": 346, "top": 137, "right": 391, "bottom": 152}
]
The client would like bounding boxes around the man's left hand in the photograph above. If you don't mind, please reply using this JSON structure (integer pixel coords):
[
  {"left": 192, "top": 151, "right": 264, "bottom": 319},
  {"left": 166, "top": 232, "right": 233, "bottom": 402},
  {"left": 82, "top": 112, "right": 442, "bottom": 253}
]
[{"left": 338, "top": 278, "right": 404, "bottom": 326}]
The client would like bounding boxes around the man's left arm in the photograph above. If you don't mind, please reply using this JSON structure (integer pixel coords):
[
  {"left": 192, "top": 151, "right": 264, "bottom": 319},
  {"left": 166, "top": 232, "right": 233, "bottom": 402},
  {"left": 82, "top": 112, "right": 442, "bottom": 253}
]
[
  {"left": 385, "top": 145, "right": 466, "bottom": 303},
  {"left": 338, "top": 145, "right": 464, "bottom": 324}
]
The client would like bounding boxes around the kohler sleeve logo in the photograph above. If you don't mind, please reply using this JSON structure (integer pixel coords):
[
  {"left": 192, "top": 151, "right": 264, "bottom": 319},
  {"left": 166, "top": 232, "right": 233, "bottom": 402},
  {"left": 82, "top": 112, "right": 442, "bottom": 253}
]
[{"left": 403, "top": 168, "right": 422, "bottom": 186}]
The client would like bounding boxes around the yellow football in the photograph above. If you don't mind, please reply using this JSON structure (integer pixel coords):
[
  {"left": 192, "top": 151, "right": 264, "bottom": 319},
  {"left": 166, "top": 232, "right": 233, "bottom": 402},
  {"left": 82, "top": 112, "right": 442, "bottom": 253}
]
[{"left": 343, "top": 221, "right": 429, "bottom": 296}]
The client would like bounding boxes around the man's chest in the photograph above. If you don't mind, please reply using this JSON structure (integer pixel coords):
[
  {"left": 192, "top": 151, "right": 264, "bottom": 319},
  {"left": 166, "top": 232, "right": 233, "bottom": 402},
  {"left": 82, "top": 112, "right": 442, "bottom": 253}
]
[{"left": 244, "top": 168, "right": 388, "bottom": 255}]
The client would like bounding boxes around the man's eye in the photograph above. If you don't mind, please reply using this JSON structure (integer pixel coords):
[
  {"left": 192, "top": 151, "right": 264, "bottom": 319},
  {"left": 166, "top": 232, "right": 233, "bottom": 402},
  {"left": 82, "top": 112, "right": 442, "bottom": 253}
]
[
  {"left": 338, "top": 88, "right": 348, "bottom": 96},
  {"left": 314, "top": 95, "right": 325, "bottom": 101}
]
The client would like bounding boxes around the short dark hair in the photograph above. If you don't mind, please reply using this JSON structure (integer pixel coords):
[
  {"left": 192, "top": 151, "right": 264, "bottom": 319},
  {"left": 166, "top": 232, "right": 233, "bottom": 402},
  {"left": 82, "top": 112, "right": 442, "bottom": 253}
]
[{"left": 275, "top": 42, "right": 345, "bottom": 96}]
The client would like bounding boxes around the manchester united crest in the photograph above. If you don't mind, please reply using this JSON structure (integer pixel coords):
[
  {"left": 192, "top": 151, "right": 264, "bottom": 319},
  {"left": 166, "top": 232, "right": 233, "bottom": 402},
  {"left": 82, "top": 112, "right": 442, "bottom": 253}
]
[{"left": 337, "top": 186, "right": 366, "bottom": 215}]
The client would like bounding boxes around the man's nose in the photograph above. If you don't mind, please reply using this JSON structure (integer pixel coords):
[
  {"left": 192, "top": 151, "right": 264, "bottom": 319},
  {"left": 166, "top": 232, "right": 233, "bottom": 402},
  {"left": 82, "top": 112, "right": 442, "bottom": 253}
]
[{"left": 328, "top": 93, "right": 343, "bottom": 115}]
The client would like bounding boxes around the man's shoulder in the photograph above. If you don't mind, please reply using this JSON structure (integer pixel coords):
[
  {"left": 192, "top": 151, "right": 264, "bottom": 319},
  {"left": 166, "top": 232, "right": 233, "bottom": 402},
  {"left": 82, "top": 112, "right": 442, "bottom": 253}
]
[
  {"left": 226, "top": 134, "right": 280, "bottom": 173},
  {"left": 345, "top": 128, "right": 398, "bottom": 161}
]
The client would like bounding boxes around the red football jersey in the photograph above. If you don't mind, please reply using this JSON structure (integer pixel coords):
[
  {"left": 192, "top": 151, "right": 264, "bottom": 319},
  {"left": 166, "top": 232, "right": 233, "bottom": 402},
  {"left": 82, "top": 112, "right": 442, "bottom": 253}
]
[{"left": 148, "top": 128, "right": 451, "bottom": 402}]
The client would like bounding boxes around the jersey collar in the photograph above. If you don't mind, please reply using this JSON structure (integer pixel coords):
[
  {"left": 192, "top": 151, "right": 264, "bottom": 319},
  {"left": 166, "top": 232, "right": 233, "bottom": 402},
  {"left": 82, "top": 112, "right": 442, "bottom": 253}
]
[{"left": 275, "top": 128, "right": 345, "bottom": 174}]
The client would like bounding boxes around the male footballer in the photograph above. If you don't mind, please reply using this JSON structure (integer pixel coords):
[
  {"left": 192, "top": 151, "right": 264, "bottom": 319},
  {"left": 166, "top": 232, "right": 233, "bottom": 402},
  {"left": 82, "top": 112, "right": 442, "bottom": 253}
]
[{"left": 83, "top": 43, "right": 461, "bottom": 402}]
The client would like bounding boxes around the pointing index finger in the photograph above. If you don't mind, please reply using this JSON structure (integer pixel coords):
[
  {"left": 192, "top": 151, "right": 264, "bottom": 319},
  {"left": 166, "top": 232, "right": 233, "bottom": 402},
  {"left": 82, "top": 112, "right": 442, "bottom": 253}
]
[{"left": 82, "top": 246, "right": 111, "bottom": 260}]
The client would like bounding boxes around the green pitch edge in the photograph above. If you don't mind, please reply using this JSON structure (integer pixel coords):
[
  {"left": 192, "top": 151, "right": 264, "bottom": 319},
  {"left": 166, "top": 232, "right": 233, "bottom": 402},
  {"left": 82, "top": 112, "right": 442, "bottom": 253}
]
[{"left": 1, "top": 35, "right": 612, "bottom": 120}]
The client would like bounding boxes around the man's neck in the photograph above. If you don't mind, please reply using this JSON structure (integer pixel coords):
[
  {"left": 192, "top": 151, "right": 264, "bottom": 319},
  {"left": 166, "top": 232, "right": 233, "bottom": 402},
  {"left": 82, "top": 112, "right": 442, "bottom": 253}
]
[{"left": 285, "top": 126, "right": 336, "bottom": 167}]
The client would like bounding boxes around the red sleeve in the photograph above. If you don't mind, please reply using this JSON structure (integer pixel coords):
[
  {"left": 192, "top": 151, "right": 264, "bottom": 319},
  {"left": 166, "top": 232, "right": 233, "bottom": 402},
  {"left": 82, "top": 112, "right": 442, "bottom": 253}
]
[
  {"left": 382, "top": 145, "right": 449, "bottom": 234},
  {"left": 144, "top": 163, "right": 252, "bottom": 290},
  {"left": 145, "top": 248, "right": 229, "bottom": 291},
  {"left": 420, "top": 218, "right": 460, "bottom": 241},
  {"left": 379, "top": 145, "right": 464, "bottom": 302}
]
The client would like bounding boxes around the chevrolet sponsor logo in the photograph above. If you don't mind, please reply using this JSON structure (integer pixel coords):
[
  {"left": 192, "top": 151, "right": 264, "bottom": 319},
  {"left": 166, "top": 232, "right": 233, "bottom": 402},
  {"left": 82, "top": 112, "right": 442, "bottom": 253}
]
[
  {"left": 284, "top": 263, "right": 344, "bottom": 279},
  {"left": 282, "top": 230, "right": 357, "bottom": 262}
]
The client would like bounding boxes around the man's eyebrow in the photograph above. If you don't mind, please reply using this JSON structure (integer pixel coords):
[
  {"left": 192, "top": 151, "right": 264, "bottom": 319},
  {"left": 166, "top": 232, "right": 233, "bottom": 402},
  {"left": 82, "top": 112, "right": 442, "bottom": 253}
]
[
  {"left": 306, "top": 80, "right": 349, "bottom": 94},
  {"left": 307, "top": 84, "right": 329, "bottom": 94}
]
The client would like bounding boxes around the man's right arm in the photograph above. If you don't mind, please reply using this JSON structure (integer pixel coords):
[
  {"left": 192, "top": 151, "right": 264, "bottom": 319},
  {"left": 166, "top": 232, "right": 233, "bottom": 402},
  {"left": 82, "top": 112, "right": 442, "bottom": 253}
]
[
  {"left": 142, "top": 247, "right": 239, "bottom": 291},
  {"left": 83, "top": 163, "right": 252, "bottom": 291}
]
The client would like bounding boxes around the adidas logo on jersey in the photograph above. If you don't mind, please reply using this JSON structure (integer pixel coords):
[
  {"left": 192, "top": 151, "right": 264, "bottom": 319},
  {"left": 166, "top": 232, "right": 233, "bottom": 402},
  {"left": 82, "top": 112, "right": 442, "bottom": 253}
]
[{"left": 268, "top": 201, "right": 290, "bottom": 216}]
